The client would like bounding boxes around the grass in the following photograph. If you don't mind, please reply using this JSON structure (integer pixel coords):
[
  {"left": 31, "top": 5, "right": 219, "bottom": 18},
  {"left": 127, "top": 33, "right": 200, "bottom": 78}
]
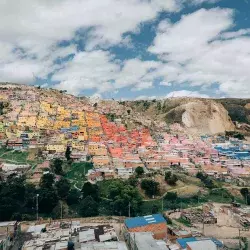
[
  {"left": 176, "top": 217, "right": 192, "bottom": 227},
  {"left": 65, "top": 162, "right": 93, "bottom": 189},
  {"left": 0, "top": 147, "right": 42, "bottom": 167},
  {"left": 0, "top": 148, "right": 29, "bottom": 163},
  {"left": 139, "top": 188, "right": 244, "bottom": 215}
]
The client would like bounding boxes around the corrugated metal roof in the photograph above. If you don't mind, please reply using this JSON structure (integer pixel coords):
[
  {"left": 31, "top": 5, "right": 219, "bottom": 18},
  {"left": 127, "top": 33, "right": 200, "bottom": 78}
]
[
  {"left": 176, "top": 237, "right": 197, "bottom": 249},
  {"left": 125, "top": 214, "right": 166, "bottom": 229},
  {"left": 187, "top": 240, "right": 216, "bottom": 250}
]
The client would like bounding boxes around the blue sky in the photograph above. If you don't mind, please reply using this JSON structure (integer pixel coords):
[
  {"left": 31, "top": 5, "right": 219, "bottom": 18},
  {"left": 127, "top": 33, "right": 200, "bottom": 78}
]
[{"left": 0, "top": 0, "right": 250, "bottom": 99}]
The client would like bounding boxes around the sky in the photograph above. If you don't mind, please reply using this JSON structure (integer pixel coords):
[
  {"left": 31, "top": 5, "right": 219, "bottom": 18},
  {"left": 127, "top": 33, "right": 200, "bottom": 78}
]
[{"left": 0, "top": 0, "right": 250, "bottom": 100}]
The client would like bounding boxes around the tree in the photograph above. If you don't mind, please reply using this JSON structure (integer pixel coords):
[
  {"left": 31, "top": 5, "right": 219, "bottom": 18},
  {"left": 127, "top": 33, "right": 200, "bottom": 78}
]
[
  {"left": 241, "top": 188, "right": 249, "bottom": 203},
  {"left": 167, "top": 174, "right": 178, "bottom": 186},
  {"left": 165, "top": 171, "right": 172, "bottom": 180},
  {"left": 152, "top": 204, "right": 159, "bottom": 214},
  {"left": 127, "top": 177, "right": 138, "bottom": 187},
  {"left": 81, "top": 182, "right": 99, "bottom": 201},
  {"left": 65, "top": 146, "right": 71, "bottom": 161},
  {"left": 141, "top": 179, "right": 160, "bottom": 197},
  {"left": 38, "top": 188, "right": 58, "bottom": 213},
  {"left": 164, "top": 192, "right": 177, "bottom": 201},
  {"left": 79, "top": 196, "right": 98, "bottom": 217},
  {"left": 52, "top": 201, "right": 69, "bottom": 219},
  {"left": 67, "top": 189, "right": 81, "bottom": 205},
  {"left": 52, "top": 158, "right": 64, "bottom": 175},
  {"left": 135, "top": 167, "right": 144, "bottom": 176},
  {"left": 105, "top": 180, "right": 142, "bottom": 216},
  {"left": 165, "top": 172, "right": 178, "bottom": 186},
  {"left": 241, "top": 188, "right": 249, "bottom": 197},
  {"left": 56, "top": 178, "right": 71, "bottom": 200},
  {"left": 40, "top": 173, "right": 55, "bottom": 189}
]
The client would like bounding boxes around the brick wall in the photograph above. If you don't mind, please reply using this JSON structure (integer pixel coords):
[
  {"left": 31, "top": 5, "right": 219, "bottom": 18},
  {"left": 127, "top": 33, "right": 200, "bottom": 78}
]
[{"left": 127, "top": 222, "right": 167, "bottom": 240}]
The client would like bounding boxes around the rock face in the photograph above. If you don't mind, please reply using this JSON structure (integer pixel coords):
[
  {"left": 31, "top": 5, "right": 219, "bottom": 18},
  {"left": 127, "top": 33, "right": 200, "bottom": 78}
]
[
  {"left": 165, "top": 99, "right": 235, "bottom": 135},
  {"left": 245, "top": 103, "right": 250, "bottom": 110}
]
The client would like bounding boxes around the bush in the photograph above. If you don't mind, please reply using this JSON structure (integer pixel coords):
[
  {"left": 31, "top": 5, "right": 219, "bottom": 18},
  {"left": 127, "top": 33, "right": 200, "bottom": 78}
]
[{"left": 141, "top": 179, "right": 160, "bottom": 197}]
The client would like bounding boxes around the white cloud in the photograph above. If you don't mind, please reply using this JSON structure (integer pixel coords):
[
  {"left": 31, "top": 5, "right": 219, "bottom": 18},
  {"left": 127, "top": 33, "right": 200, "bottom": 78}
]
[
  {"left": 0, "top": 0, "right": 180, "bottom": 85},
  {"left": 190, "top": 0, "right": 221, "bottom": 5},
  {"left": 53, "top": 53, "right": 161, "bottom": 95},
  {"left": 134, "top": 90, "right": 209, "bottom": 100},
  {"left": 52, "top": 50, "right": 119, "bottom": 95},
  {"left": 132, "top": 81, "right": 153, "bottom": 91},
  {"left": 149, "top": 8, "right": 250, "bottom": 97},
  {"left": 219, "top": 29, "right": 250, "bottom": 39},
  {"left": 165, "top": 90, "right": 209, "bottom": 98}
]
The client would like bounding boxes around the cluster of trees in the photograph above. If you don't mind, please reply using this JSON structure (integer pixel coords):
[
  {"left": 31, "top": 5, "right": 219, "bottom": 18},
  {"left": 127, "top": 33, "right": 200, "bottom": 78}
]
[
  {"left": 135, "top": 166, "right": 144, "bottom": 176},
  {"left": 0, "top": 173, "right": 75, "bottom": 221},
  {"left": 240, "top": 188, "right": 250, "bottom": 205},
  {"left": 165, "top": 171, "right": 178, "bottom": 186},
  {"left": 80, "top": 179, "right": 143, "bottom": 217},
  {"left": 141, "top": 179, "right": 160, "bottom": 197},
  {"left": 225, "top": 131, "right": 245, "bottom": 140},
  {"left": 196, "top": 172, "right": 217, "bottom": 189}
]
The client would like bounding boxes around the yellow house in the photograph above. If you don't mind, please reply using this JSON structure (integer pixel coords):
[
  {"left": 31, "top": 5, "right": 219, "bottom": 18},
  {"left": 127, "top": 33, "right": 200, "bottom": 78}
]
[
  {"left": 46, "top": 144, "right": 66, "bottom": 153},
  {"left": 93, "top": 156, "right": 110, "bottom": 166},
  {"left": 72, "top": 141, "right": 85, "bottom": 151},
  {"left": 88, "top": 143, "right": 107, "bottom": 156},
  {"left": 0, "top": 123, "right": 5, "bottom": 133},
  {"left": 89, "top": 127, "right": 103, "bottom": 136},
  {"left": 6, "top": 131, "right": 16, "bottom": 139}
]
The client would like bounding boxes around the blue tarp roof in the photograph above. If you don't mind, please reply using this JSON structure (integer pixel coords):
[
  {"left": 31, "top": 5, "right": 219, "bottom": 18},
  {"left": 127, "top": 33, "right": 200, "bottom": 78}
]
[
  {"left": 125, "top": 214, "right": 166, "bottom": 229},
  {"left": 177, "top": 237, "right": 197, "bottom": 248},
  {"left": 211, "top": 237, "right": 223, "bottom": 247},
  {"left": 177, "top": 237, "right": 223, "bottom": 249}
]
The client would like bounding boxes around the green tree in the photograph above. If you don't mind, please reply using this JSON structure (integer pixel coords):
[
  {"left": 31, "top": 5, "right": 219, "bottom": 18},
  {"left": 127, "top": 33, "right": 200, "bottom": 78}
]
[
  {"left": 52, "top": 158, "right": 64, "bottom": 175},
  {"left": 164, "top": 192, "right": 177, "bottom": 201},
  {"left": 135, "top": 167, "right": 144, "bottom": 176},
  {"left": 79, "top": 196, "right": 99, "bottom": 217},
  {"left": 81, "top": 182, "right": 99, "bottom": 201},
  {"left": 40, "top": 173, "right": 55, "bottom": 189},
  {"left": 165, "top": 171, "right": 172, "bottom": 180},
  {"left": 127, "top": 177, "right": 138, "bottom": 187},
  {"left": 67, "top": 189, "right": 81, "bottom": 205},
  {"left": 39, "top": 188, "right": 58, "bottom": 213},
  {"left": 56, "top": 178, "right": 71, "bottom": 200},
  {"left": 52, "top": 201, "right": 69, "bottom": 219},
  {"left": 240, "top": 188, "right": 249, "bottom": 197},
  {"left": 152, "top": 204, "right": 159, "bottom": 214},
  {"left": 65, "top": 146, "right": 71, "bottom": 161},
  {"left": 165, "top": 171, "right": 178, "bottom": 186},
  {"left": 167, "top": 174, "right": 178, "bottom": 186},
  {"left": 141, "top": 179, "right": 160, "bottom": 197},
  {"left": 105, "top": 180, "right": 142, "bottom": 216}
]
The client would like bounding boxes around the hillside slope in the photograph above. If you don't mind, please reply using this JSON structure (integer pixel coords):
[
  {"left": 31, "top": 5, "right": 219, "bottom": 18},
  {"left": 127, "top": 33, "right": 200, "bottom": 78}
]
[
  {"left": 122, "top": 98, "right": 235, "bottom": 135},
  {"left": 2, "top": 83, "right": 250, "bottom": 135}
]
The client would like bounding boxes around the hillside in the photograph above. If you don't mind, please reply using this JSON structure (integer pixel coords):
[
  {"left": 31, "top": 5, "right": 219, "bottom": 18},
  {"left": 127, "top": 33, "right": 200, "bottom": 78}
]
[
  {"left": 120, "top": 98, "right": 236, "bottom": 135},
  {"left": 1, "top": 83, "right": 250, "bottom": 135}
]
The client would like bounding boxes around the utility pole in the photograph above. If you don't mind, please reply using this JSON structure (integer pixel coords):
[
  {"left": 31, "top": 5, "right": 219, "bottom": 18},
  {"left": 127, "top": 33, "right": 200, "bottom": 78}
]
[
  {"left": 239, "top": 227, "right": 249, "bottom": 249},
  {"left": 61, "top": 201, "right": 63, "bottom": 220},
  {"left": 134, "top": 233, "right": 136, "bottom": 250},
  {"left": 202, "top": 204, "right": 205, "bottom": 236},
  {"left": 128, "top": 202, "right": 131, "bottom": 218},
  {"left": 162, "top": 197, "right": 164, "bottom": 212},
  {"left": 36, "top": 194, "right": 39, "bottom": 221}
]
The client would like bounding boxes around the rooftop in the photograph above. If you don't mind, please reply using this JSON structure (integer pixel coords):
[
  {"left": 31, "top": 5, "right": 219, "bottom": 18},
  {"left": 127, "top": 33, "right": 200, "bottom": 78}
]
[
  {"left": 187, "top": 240, "right": 216, "bottom": 250},
  {"left": 125, "top": 214, "right": 166, "bottom": 229}
]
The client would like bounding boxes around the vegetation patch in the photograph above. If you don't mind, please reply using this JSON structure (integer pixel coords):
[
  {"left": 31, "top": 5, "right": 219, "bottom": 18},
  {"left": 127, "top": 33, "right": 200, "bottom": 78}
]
[
  {"left": 165, "top": 108, "right": 186, "bottom": 124},
  {"left": 176, "top": 217, "right": 192, "bottom": 227},
  {"left": 65, "top": 162, "right": 93, "bottom": 189}
]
